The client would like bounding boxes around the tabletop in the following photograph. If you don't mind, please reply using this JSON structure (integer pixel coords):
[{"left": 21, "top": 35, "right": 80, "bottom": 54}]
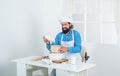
[{"left": 12, "top": 56, "right": 96, "bottom": 72}]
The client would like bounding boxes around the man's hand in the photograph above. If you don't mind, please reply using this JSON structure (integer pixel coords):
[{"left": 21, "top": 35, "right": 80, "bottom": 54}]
[
  {"left": 59, "top": 46, "right": 68, "bottom": 53},
  {"left": 43, "top": 37, "right": 50, "bottom": 44}
]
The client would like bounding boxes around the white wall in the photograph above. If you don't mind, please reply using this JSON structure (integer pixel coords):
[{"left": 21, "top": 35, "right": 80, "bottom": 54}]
[
  {"left": 0, "top": 0, "right": 43, "bottom": 76},
  {"left": 116, "top": 0, "right": 120, "bottom": 34},
  {"left": 41, "top": 0, "right": 65, "bottom": 55},
  {"left": 0, "top": 0, "right": 64, "bottom": 76},
  {"left": 85, "top": 43, "right": 120, "bottom": 76},
  {"left": 0, "top": 0, "right": 120, "bottom": 76}
]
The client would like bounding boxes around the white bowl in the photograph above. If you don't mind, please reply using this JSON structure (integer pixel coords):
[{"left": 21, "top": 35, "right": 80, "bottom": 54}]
[{"left": 49, "top": 53, "right": 63, "bottom": 60}]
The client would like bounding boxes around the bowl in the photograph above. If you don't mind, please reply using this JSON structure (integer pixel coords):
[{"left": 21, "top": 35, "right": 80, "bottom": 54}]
[{"left": 49, "top": 53, "right": 63, "bottom": 60}]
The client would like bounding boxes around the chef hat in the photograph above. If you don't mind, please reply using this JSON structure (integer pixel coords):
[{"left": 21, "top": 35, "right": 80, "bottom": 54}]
[{"left": 59, "top": 17, "right": 73, "bottom": 24}]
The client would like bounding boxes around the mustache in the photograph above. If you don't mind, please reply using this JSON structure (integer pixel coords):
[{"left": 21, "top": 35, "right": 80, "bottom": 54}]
[
  {"left": 62, "top": 27, "right": 69, "bottom": 30},
  {"left": 62, "top": 28, "right": 70, "bottom": 34}
]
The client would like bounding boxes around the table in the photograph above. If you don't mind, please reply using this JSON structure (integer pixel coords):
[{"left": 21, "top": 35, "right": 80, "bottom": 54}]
[{"left": 12, "top": 56, "right": 96, "bottom": 76}]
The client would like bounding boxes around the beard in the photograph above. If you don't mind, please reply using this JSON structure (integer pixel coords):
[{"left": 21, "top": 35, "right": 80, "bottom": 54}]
[{"left": 62, "top": 28, "right": 70, "bottom": 34}]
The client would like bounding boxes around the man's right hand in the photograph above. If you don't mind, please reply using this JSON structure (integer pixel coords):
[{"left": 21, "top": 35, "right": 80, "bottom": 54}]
[{"left": 43, "top": 37, "right": 50, "bottom": 44}]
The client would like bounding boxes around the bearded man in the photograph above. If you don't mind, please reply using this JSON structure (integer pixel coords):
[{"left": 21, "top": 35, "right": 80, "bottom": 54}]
[{"left": 43, "top": 17, "right": 82, "bottom": 61}]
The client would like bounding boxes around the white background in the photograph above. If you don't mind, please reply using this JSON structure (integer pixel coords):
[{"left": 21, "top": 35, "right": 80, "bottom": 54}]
[{"left": 0, "top": 0, "right": 120, "bottom": 76}]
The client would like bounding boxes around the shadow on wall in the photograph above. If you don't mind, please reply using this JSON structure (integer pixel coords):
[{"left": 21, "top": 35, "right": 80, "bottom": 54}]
[{"left": 86, "top": 43, "right": 120, "bottom": 76}]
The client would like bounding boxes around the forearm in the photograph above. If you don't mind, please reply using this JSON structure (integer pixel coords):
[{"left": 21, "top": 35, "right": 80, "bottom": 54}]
[
  {"left": 68, "top": 46, "right": 82, "bottom": 53},
  {"left": 46, "top": 44, "right": 51, "bottom": 51},
  {"left": 46, "top": 42, "right": 55, "bottom": 51}
]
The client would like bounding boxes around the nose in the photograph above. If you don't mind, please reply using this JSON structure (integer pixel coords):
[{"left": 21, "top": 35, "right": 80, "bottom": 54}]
[{"left": 62, "top": 24, "right": 66, "bottom": 28}]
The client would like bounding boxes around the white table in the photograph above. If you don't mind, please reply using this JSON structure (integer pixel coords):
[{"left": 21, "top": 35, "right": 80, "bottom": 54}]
[{"left": 12, "top": 56, "right": 96, "bottom": 76}]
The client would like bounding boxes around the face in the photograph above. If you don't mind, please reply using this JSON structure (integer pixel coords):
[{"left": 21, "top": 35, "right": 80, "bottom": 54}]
[{"left": 61, "top": 22, "right": 71, "bottom": 34}]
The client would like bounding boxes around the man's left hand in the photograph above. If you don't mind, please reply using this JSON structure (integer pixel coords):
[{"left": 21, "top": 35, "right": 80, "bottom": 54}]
[{"left": 59, "top": 46, "right": 68, "bottom": 53}]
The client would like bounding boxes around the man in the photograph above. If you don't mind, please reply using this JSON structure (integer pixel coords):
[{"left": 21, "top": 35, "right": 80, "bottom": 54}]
[
  {"left": 43, "top": 17, "right": 82, "bottom": 76},
  {"left": 43, "top": 17, "right": 82, "bottom": 62}
]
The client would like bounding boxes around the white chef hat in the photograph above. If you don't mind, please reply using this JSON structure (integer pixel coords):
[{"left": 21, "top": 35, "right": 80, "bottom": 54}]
[{"left": 59, "top": 17, "right": 73, "bottom": 24}]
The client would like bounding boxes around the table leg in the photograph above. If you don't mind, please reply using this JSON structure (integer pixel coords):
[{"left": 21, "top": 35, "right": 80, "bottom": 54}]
[{"left": 17, "top": 63, "right": 27, "bottom": 76}]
